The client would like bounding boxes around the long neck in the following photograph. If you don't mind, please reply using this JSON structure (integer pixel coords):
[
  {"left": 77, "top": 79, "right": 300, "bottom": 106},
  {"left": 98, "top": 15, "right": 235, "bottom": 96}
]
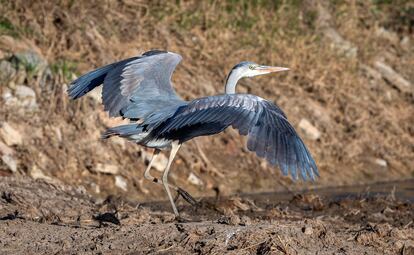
[{"left": 224, "top": 70, "right": 241, "bottom": 94}]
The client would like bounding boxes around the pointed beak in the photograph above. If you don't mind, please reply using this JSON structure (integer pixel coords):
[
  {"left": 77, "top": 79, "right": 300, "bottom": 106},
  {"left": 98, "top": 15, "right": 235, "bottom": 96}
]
[{"left": 256, "top": 65, "right": 290, "bottom": 73}]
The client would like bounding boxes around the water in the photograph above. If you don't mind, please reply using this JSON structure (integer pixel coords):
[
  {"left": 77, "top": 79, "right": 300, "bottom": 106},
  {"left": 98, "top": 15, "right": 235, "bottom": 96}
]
[
  {"left": 244, "top": 179, "right": 414, "bottom": 204},
  {"left": 140, "top": 179, "right": 414, "bottom": 212}
]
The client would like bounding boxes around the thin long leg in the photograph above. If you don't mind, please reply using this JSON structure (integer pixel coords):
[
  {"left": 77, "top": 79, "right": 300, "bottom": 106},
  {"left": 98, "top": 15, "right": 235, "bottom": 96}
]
[
  {"left": 143, "top": 148, "right": 197, "bottom": 206},
  {"left": 144, "top": 149, "right": 161, "bottom": 184},
  {"left": 163, "top": 141, "right": 181, "bottom": 216}
]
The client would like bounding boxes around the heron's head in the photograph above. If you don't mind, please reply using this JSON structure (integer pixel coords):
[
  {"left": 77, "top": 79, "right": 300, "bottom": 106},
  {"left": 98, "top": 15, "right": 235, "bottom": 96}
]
[
  {"left": 225, "top": 61, "right": 289, "bottom": 94},
  {"left": 229, "top": 61, "right": 289, "bottom": 79}
]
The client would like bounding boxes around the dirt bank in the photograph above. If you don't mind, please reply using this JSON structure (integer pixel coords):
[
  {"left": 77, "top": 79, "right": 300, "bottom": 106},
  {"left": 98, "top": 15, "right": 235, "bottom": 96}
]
[{"left": 1, "top": 177, "right": 413, "bottom": 254}]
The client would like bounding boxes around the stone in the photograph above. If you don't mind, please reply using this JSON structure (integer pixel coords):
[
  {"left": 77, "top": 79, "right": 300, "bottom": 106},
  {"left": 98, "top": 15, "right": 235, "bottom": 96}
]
[
  {"left": 14, "top": 85, "right": 38, "bottom": 110},
  {"left": 316, "top": 4, "right": 358, "bottom": 58},
  {"left": 0, "top": 122, "right": 23, "bottom": 146},
  {"left": 86, "top": 86, "right": 102, "bottom": 103},
  {"left": 240, "top": 216, "right": 252, "bottom": 226},
  {"left": 374, "top": 158, "right": 387, "bottom": 168},
  {"left": 375, "top": 27, "right": 399, "bottom": 44},
  {"left": 361, "top": 64, "right": 382, "bottom": 81},
  {"left": 1, "top": 155, "right": 17, "bottom": 172},
  {"left": 2, "top": 89, "right": 17, "bottom": 106},
  {"left": 142, "top": 150, "right": 168, "bottom": 172},
  {"left": 95, "top": 163, "right": 119, "bottom": 175},
  {"left": 0, "top": 141, "right": 14, "bottom": 155},
  {"left": 298, "top": 119, "right": 321, "bottom": 140},
  {"left": 374, "top": 61, "right": 412, "bottom": 94},
  {"left": 0, "top": 60, "right": 16, "bottom": 82},
  {"left": 15, "top": 85, "right": 36, "bottom": 98},
  {"left": 30, "top": 165, "right": 52, "bottom": 181},
  {"left": 13, "top": 50, "right": 48, "bottom": 72},
  {"left": 302, "top": 226, "right": 314, "bottom": 235},
  {"left": 115, "top": 175, "right": 128, "bottom": 191},
  {"left": 187, "top": 172, "right": 203, "bottom": 186}
]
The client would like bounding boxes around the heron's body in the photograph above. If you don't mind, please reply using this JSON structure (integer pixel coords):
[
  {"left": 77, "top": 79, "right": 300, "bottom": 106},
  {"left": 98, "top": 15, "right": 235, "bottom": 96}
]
[{"left": 68, "top": 50, "right": 319, "bottom": 217}]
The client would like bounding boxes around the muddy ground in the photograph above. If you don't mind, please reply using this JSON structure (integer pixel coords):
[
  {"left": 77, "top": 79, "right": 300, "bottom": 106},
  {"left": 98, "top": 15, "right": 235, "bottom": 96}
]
[
  {"left": 1, "top": 177, "right": 413, "bottom": 254},
  {"left": 0, "top": 1, "right": 413, "bottom": 254}
]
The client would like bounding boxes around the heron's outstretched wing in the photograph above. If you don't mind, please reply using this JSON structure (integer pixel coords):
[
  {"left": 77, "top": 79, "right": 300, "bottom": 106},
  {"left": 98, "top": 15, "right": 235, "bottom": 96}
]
[
  {"left": 148, "top": 94, "right": 318, "bottom": 181},
  {"left": 68, "top": 50, "right": 184, "bottom": 118}
]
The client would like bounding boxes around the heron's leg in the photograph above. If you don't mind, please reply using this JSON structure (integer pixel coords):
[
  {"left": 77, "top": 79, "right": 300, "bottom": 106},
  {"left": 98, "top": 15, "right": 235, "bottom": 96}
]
[
  {"left": 144, "top": 149, "right": 161, "bottom": 184},
  {"left": 143, "top": 148, "right": 197, "bottom": 206},
  {"left": 162, "top": 141, "right": 181, "bottom": 217}
]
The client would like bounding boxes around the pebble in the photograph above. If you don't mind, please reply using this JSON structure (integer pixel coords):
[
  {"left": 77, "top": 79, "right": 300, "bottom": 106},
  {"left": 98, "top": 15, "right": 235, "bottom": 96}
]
[
  {"left": 142, "top": 150, "right": 168, "bottom": 172},
  {"left": 30, "top": 165, "right": 52, "bottom": 181},
  {"left": 374, "top": 61, "right": 412, "bottom": 94},
  {"left": 372, "top": 158, "right": 387, "bottom": 168},
  {"left": 115, "top": 175, "right": 128, "bottom": 191},
  {"left": 95, "top": 163, "right": 119, "bottom": 175},
  {"left": 0, "top": 60, "right": 16, "bottom": 82},
  {"left": 302, "top": 226, "right": 313, "bottom": 235},
  {"left": 298, "top": 119, "right": 321, "bottom": 140},
  {"left": 187, "top": 172, "right": 203, "bottom": 186},
  {"left": 1, "top": 155, "right": 17, "bottom": 172},
  {"left": 0, "top": 141, "right": 14, "bottom": 155},
  {"left": 0, "top": 122, "right": 23, "bottom": 146}
]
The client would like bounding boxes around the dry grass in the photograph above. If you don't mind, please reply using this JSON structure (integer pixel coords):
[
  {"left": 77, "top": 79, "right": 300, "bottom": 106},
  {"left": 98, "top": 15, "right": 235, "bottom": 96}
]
[{"left": 0, "top": 0, "right": 413, "bottom": 200}]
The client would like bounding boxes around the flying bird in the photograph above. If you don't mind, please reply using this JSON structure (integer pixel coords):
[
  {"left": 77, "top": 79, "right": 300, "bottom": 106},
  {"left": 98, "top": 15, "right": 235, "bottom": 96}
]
[{"left": 68, "top": 50, "right": 318, "bottom": 217}]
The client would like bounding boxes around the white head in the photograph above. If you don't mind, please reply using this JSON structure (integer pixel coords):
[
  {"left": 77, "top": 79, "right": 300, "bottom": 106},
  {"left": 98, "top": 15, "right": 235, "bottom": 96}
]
[{"left": 225, "top": 61, "right": 289, "bottom": 94}]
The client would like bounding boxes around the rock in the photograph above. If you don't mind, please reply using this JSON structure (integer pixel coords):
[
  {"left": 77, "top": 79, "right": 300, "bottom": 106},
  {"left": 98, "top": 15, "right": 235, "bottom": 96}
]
[
  {"left": 1, "top": 155, "right": 17, "bottom": 172},
  {"left": 306, "top": 100, "right": 332, "bottom": 126},
  {"left": 13, "top": 50, "right": 48, "bottom": 72},
  {"left": 0, "top": 60, "right": 16, "bottom": 82},
  {"left": 374, "top": 158, "right": 387, "bottom": 168},
  {"left": 0, "top": 141, "right": 14, "bottom": 155},
  {"left": 115, "top": 175, "right": 128, "bottom": 191},
  {"left": 2, "top": 88, "right": 17, "bottom": 106},
  {"left": 86, "top": 86, "right": 102, "bottom": 103},
  {"left": 187, "top": 172, "right": 203, "bottom": 186},
  {"left": 325, "top": 28, "right": 358, "bottom": 58},
  {"left": 316, "top": 4, "right": 358, "bottom": 58},
  {"left": 30, "top": 165, "right": 52, "bottom": 181},
  {"left": 14, "top": 85, "right": 38, "bottom": 110},
  {"left": 142, "top": 150, "right": 168, "bottom": 172},
  {"left": 0, "top": 122, "right": 23, "bottom": 146},
  {"left": 361, "top": 64, "right": 382, "bottom": 81},
  {"left": 298, "top": 119, "right": 321, "bottom": 140},
  {"left": 374, "top": 61, "right": 412, "bottom": 94},
  {"left": 218, "top": 214, "right": 240, "bottom": 226},
  {"left": 95, "top": 163, "right": 119, "bottom": 175},
  {"left": 240, "top": 216, "right": 252, "bottom": 226},
  {"left": 302, "top": 226, "right": 314, "bottom": 235},
  {"left": 375, "top": 27, "right": 399, "bottom": 44},
  {"left": 15, "top": 85, "right": 36, "bottom": 98}
]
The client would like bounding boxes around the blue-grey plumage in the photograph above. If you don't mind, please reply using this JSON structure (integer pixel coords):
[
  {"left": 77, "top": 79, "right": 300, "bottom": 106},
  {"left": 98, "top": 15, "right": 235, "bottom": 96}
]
[{"left": 67, "top": 50, "right": 318, "bottom": 217}]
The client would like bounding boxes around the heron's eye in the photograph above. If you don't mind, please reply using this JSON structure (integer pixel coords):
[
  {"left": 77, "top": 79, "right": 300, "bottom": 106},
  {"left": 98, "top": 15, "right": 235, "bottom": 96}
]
[{"left": 249, "top": 65, "right": 255, "bottom": 70}]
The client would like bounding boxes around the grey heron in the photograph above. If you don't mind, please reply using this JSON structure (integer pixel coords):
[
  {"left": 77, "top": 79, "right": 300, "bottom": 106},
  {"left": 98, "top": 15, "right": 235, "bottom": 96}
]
[{"left": 68, "top": 50, "right": 318, "bottom": 217}]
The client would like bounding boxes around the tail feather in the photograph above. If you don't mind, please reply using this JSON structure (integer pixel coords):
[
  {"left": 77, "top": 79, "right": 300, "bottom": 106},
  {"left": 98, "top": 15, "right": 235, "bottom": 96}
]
[{"left": 101, "top": 124, "right": 143, "bottom": 139}]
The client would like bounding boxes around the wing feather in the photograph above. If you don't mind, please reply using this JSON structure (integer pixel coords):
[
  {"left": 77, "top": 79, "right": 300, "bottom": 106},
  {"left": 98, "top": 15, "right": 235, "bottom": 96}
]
[
  {"left": 149, "top": 94, "right": 318, "bottom": 180},
  {"left": 68, "top": 50, "right": 184, "bottom": 119}
]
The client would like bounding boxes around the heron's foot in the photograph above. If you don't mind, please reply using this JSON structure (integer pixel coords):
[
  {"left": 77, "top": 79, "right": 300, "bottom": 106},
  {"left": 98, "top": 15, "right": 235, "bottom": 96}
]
[{"left": 177, "top": 187, "right": 198, "bottom": 206}]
